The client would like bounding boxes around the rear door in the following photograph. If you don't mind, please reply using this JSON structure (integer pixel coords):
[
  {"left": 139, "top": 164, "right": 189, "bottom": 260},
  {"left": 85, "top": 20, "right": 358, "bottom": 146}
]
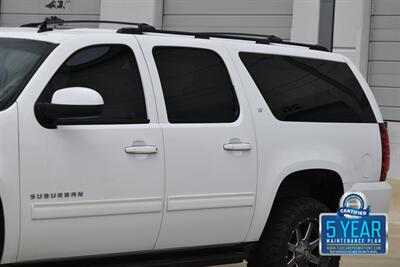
[{"left": 137, "top": 36, "right": 258, "bottom": 249}]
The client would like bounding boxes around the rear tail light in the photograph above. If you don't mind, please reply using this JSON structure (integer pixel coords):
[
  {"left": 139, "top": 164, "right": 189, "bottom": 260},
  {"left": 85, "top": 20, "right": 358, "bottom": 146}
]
[{"left": 379, "top": 123, "right": 390, "bottom": 181}]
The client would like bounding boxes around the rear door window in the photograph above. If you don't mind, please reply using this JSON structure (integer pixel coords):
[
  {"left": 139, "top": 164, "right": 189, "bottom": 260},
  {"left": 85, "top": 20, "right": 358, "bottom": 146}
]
[
  {"left": 153, "top": 47, "right": 239, "bottom": 123},
  {"left": 240, "top": 52, "right": 376, "bottom": 123}
]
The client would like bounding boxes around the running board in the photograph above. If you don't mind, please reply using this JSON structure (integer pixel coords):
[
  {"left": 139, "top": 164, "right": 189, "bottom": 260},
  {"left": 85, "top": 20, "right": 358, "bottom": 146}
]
[{"left": 17, "top": 242, "right": 257, "bottom": 267}]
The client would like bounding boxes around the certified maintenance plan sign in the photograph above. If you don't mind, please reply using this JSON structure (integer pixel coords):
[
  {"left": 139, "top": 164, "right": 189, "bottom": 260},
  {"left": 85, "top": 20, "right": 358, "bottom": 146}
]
[{"left": 320, "top": 192, "right": 388, "bottom": 255}]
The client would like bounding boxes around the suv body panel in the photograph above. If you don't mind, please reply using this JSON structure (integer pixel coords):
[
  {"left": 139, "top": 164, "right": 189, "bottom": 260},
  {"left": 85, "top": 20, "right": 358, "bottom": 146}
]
[{"left": 0, "top": 28, "right": 392, "bottom": 265}]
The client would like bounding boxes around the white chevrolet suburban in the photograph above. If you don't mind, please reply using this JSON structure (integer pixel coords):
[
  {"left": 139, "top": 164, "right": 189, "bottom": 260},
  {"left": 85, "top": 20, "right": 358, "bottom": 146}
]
[{"left": 0, "top": 18, "right": 392, "bottom": 267}]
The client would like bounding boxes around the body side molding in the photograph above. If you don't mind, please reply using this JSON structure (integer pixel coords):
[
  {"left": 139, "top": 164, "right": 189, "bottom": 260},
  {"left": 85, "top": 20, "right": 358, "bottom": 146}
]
[{"left": 31, "top": 197, "right": 163, "bottom": 220}]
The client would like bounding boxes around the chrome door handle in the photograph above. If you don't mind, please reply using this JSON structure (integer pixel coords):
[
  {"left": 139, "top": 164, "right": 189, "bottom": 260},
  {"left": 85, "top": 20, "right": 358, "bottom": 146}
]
[
  {"left": 125, "top": 145, "right": 158, "bottom": 154},
  {"left": 223, "top": 142, "right": 252, "bottom": 152}
]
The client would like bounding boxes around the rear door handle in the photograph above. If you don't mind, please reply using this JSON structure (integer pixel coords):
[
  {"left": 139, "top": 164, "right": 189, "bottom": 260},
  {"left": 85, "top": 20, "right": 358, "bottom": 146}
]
[
  {"left": 223, "top": 142, "right": 252, "bottom": 152},
  {"left": 125, "top": 145, "right": 158, "bottom": 154}
]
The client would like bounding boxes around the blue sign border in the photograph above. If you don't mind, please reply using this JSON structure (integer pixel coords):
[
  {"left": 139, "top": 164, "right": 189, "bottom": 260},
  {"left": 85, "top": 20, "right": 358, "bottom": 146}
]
[{"left": 319, "top": 213, "right": 388, "bottom": 255}]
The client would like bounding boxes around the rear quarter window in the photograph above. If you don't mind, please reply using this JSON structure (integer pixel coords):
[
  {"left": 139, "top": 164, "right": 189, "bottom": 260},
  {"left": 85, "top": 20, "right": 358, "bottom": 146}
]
[{"left": 239, "top": 52, "right": 376, "bottom": 123}]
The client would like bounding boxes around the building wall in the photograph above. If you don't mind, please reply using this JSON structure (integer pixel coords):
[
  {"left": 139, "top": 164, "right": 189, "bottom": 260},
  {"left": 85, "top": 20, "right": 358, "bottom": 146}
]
[
  {"left": 100, "top": 0, "right": 163, "bottom": 29},
  {"left": 0, "top": 0, "right": 100, "bottom": 27},
  {"left": 162, "top": 0, "right": 293, "bottom": 41},
  {"left": 366, "top": 0, "right": 400, "bottom": 179},
  {"left": 333, "top": 0, "right": 371, "bottom": 78},
  {"left": 369, "top": 0, "right": 400, "bottom": 121},
  {"left": 291, "top": 0, "right": 320, "bottom": 44}
]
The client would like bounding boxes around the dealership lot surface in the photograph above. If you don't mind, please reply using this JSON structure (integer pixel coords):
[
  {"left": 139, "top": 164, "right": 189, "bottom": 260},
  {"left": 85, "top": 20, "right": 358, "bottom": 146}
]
[{"left": 216, "top": 179, "right": 400, "bottom": 267}]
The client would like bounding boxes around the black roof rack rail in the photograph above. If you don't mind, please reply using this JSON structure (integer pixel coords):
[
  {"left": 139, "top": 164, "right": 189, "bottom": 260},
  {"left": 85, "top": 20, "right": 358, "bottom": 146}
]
[
  {"left": 21, "top": 16, "right": 156, "bottom": 33},
  {"left": 20, "top": 17, "right": 329, "bottom": 52},
  {"left": 193, "top": 32, "right": 329, "bottom": 51},
  {"left": 118, "top": 27, "right": 197, "bottom": 37},
  {"left": 279, "top": 41, "right": 329, "bottom": 52},
  {"left": 118, "top": 27, "right": 330, "bottom": 52},
  {"left": 118, "top": 28, "right": 283, "bottom": 43},
  {"left": 194, "top": 32, "right": 283, "bottom": 43}
]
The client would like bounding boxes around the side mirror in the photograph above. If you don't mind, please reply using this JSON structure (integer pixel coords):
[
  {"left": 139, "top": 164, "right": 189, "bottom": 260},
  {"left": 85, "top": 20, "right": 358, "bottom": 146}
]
[{"left": 36, "top": 87, "right": 104, "bottom": 128}]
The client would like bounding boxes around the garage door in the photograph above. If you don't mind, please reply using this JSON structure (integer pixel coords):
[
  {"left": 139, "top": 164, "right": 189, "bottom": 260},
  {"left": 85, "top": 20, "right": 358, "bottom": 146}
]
[
  {"left": 369, "top": 0, "right": 400, "bottom": 121},
  {"left": 0, "top": 0, "right": 100, "bottom": 27},
  {"left": 162, "top": 0, "right": 293, "bottom": 41}
]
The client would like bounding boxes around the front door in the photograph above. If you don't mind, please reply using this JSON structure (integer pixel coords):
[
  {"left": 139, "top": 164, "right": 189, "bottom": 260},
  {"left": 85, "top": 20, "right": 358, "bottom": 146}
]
[
  {"left": 138, "top": 36, "right": 258, "bottom": 249},
  {"left": 17, "top": 36, "right": 164, "bottom": 261}
]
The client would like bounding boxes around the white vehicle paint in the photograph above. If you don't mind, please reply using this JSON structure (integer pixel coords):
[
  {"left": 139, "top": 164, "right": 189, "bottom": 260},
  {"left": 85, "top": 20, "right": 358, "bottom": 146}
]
[{"left": 0, "top": 27, "right": 392, "bottom": 266}]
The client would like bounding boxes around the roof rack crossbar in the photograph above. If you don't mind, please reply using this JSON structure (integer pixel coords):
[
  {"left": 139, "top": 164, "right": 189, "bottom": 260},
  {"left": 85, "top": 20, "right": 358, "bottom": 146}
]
[{"left": 21, "top": 16, "right": 156, "bottom": 33}]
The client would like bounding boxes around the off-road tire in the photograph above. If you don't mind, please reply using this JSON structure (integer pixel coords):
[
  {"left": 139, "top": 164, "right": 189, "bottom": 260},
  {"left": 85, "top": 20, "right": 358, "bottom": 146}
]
[{"left": 248, "top": 197, "right": 340, "bottom": 267}]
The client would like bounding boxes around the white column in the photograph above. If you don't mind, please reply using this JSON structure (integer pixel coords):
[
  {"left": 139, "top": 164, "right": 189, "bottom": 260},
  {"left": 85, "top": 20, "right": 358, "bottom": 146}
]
[
  {"left": 100, "top": 0, "right": 163, "bottom": 29},
  {"left": 332, "top": 1, "right": 400, "bottom": 180},
  {"left": 332, "top": 0, "right": 371, "bottom": 78},
  {"left": 291, "top": 0, "right": 320, "bottom": 44},
  {"left": 388, "top": 123, "right": 400, "bottom": 180},
  {"left": 291, "top": 0, "right": 371, "bottom": 78}
]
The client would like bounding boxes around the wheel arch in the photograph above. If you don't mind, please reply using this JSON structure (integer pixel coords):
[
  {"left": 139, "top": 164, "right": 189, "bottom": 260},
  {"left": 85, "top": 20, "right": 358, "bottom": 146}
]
[
  {"left": 273, "top": 169, "right": 344, "bottom": 212},
  {"left": 245, "top": 165, "right": 345, "bottom": 243},
  {"left": 247, "top": 169, "right": 344, "bottom": 264}
]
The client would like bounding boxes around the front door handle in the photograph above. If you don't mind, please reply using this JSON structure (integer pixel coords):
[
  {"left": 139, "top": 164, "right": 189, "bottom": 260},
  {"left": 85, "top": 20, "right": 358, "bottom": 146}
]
[
  {"left": 223, "top": 142, "right": 252, "bottom": 152},
  {"left": 125, "top": 145, "right": 158, "bottom": 154}
]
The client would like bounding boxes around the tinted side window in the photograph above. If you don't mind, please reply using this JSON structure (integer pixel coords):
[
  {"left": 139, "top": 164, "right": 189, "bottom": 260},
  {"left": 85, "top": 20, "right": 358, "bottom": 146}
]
[
  {"left": 240, "top": 52, "right": 376, "bottom": 123},
  {"left": 38, "top": 45, "right": 148, "bottom": 124},
  {"left": 0, "top": 38, "right": 56, "bottom": 111},
  {"left": 153, "top": 47, "right": 239, "bottom": 123}
]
